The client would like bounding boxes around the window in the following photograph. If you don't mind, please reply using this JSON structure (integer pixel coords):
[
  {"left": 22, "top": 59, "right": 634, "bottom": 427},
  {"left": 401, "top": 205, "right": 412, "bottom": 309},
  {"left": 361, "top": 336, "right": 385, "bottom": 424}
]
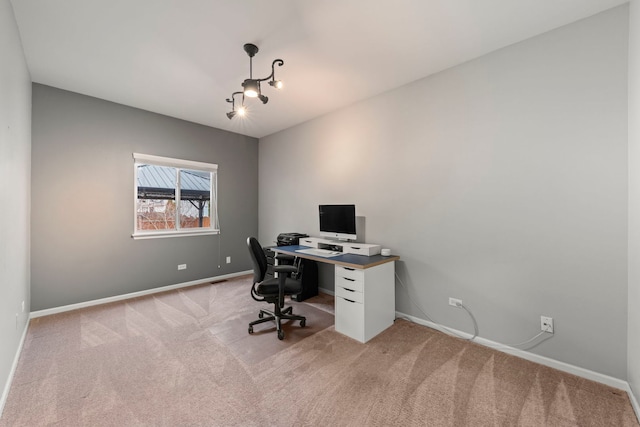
[{"left": 133, "top": 153, "right": 218, "bottom": 239}]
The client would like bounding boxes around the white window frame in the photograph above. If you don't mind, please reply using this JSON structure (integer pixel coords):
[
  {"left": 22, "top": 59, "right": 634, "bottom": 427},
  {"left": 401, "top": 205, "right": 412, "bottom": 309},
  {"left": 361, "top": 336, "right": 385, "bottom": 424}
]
[{"left": 132, "top": 153, "right": 219, "bottom": 239}]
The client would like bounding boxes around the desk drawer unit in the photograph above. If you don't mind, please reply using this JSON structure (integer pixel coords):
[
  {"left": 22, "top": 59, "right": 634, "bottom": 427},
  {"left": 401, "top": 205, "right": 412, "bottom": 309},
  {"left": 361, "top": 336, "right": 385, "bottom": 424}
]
[
  {"left": 335, "top": 284, "right": 363, "bottom": 303},
  {"left": 336, "top": 265, "right": 364, "bottom": 281},
  {"left": 336, "top": 296, "right": 365, "bottom": 342},
  {"left": 334, "top": 262, "right": 395, "bottom": 343},
  {"left": 335, "top": 276, "right": 364, "bottom": 293}
]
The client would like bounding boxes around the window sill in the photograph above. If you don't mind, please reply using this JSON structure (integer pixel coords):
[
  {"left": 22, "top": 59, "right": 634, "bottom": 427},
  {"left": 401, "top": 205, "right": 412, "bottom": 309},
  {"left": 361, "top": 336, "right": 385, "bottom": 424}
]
[{"left": 132, "top": 229, "right": 220, "bottom": 240}]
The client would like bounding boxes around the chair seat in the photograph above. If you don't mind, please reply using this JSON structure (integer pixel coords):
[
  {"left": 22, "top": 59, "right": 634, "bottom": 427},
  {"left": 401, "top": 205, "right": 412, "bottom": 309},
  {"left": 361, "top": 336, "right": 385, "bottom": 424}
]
[{"left": 256, "top": 277, "right": 302, "bottom": 297}]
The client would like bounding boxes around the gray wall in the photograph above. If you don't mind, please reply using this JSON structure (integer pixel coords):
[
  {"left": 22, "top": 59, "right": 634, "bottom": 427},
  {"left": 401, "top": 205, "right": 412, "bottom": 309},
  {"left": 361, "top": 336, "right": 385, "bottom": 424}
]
[
  {"left": 31, "top": 84, "right": 258, "bottom": 311},
  {"left": 259, "top": 6, "right": 629, "bottom": 379},
  {"left": 628, "top": 0, "right": 640, "bottom": 409},
  {"left": 0, "top": 0, "right": 31, "bottom": 407}
]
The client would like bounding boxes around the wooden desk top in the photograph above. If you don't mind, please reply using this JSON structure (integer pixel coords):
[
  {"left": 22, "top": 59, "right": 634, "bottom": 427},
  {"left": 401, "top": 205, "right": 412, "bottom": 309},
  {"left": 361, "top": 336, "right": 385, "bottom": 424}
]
[{"left": 272, "top": 245, "right": 400, "bottom": 270}]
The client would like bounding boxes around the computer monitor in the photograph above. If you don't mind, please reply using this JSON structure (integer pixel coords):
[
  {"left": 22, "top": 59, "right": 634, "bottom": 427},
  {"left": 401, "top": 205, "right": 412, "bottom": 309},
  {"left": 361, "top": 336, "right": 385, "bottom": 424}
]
[{"left": 319, "top": 204, "right": 356, "bottom": 241}]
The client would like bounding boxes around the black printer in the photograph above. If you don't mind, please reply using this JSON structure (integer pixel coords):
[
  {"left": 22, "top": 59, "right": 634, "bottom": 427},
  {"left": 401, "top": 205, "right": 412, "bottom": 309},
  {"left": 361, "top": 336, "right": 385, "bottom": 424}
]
[{"left": 276, "top": 232, "right": 308, "bottom": 246}]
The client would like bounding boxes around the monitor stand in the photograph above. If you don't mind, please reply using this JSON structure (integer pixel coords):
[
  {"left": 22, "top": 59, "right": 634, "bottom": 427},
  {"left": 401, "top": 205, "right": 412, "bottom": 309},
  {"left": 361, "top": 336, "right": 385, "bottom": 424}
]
[{"left": 299, "top": 237, "right": 381, "bottom": 256}]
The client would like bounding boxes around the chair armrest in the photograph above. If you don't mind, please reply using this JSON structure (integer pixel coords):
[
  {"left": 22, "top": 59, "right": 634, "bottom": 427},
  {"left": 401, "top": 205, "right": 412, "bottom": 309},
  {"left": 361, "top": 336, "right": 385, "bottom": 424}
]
[
  {"left": 275, "top": 254, "right": 296, "bottom": 262},
  {"left": 273, "top": 265, "right": 297, "bottom": 274}
]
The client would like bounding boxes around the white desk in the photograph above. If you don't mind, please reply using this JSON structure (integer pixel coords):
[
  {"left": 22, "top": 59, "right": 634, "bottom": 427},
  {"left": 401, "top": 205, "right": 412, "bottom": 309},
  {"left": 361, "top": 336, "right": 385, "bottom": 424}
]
[{"left": 272, "top": 245, "right": 399, "bottom": 343}]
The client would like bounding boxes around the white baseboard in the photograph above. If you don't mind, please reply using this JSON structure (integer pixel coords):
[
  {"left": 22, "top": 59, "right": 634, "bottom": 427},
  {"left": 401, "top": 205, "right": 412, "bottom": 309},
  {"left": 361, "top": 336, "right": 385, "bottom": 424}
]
[
  {"left": 30, "top": 270, "right": 252, "bottom": 319},
  {"left": 628, "top": 383, "right": 640, "bottom": 423},
  {"left": 318, "top": 287, "right": 334, "bottom": 296},
  {"left": 0, "top": 319, "right": 30, "bottom": 418},
  {"left": 396, "top": 311, "right": 629, "bottom": 391}
]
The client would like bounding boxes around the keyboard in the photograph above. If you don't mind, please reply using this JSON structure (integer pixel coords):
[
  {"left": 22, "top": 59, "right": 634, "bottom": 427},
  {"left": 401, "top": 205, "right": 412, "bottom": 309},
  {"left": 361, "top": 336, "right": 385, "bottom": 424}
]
[{"left": 296, "top": 248, "right": 343, "bottom": 258}]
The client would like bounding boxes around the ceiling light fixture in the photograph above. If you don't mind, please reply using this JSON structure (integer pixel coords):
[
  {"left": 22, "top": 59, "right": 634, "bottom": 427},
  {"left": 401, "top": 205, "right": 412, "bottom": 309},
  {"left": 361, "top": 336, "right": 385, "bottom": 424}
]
[{"left": 226, "top": 43, "right": 284, "bottom": 119}]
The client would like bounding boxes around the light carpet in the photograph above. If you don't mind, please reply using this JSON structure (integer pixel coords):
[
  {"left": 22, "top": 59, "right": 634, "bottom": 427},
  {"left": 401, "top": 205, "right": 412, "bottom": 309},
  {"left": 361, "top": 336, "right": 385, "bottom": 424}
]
[{"left": 1, "top": 276, "right": 637, "bottom": 426}]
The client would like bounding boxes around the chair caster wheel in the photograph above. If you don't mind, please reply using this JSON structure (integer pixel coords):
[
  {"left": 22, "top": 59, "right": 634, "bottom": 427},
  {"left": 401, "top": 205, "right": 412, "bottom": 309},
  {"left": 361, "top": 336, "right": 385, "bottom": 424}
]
[
  {"left": 248, "top": 326, "right": 253, "bottom": 334},
  {"left": 300, "top": 319, "right": 306, "bottom": 327},
  {"left": 277, "top": 330, "right": 285, "bottom": 340},
  {"left": 258, "top": 312, "right": 264, "bottom": 319}
]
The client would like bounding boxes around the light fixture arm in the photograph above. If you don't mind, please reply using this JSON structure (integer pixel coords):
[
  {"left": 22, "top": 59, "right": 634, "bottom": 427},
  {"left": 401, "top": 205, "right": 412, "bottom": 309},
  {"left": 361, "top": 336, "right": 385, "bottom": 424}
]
[
  {"left": 226, "top": 91, "right": 245, "bottom": 119},
  {"left": 255, "top": 59, "right": 284, "bottom": 83},
  {"left": 226, "top": 91, "right": 244, "bottom": 108}
]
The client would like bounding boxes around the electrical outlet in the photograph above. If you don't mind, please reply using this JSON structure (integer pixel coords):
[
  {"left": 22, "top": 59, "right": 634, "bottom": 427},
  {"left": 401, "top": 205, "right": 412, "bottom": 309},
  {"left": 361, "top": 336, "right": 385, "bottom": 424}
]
[
  {"left": 541, "top": 316, "right": 554, "bottom": 333},
  {"left": 226, "top": 256, "right": 231, "bottom": 264},
  {"left": 178, "top": 264, "right": 187, "bottom": 270},
  {"left": 449, "top": 297, "right": 462, "bottom": 308}
]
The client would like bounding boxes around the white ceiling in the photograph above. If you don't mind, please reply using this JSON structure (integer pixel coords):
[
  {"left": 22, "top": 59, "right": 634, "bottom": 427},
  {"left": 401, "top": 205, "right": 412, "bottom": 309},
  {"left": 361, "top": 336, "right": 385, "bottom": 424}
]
[{"left": 10, "top": 0, "right": 628, "bottom": 138}]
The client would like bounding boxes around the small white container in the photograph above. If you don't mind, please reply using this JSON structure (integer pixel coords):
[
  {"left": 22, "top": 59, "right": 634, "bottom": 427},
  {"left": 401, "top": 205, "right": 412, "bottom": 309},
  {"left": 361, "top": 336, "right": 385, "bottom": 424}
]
[{"left": 380, "top": 248, "right": 391, "bottom": 256}]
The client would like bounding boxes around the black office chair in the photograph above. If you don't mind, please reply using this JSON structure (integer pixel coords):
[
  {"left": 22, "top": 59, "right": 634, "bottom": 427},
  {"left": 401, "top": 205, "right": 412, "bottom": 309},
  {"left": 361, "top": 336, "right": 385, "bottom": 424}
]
[{"left": 246, "top": 237, "right": 307, "bottom": 340}]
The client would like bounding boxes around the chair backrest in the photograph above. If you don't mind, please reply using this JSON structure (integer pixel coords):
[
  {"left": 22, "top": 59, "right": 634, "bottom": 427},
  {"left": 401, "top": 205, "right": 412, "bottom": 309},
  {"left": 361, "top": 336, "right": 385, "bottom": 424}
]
[{"left": 247, "top": 237, "right": 268, "bottom": 284}]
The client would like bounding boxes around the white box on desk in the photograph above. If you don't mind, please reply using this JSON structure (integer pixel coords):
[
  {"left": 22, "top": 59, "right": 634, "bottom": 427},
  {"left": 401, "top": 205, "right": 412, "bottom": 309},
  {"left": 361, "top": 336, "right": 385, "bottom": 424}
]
[
  {"left": 300, "top": 238, "right": 317, "bottom": 247},
  {"left": 341, "top": 243, "right": 381, "bottom": 256}
]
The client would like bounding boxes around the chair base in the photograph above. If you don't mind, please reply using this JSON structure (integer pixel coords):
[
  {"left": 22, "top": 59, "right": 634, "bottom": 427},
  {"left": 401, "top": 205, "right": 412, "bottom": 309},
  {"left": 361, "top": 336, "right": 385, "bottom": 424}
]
[{"left": 248, "top": 305, "right": 306, "bottom": 340}]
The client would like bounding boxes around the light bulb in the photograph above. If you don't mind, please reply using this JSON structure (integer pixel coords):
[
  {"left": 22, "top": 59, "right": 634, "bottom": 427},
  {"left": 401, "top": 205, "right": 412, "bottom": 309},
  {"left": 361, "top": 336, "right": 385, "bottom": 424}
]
[
  {"left": 242, "top": 79, "right": 259, "bottom": 98},
  {"left": 270, "top": 80, "right": 283, "bottom": 89}
]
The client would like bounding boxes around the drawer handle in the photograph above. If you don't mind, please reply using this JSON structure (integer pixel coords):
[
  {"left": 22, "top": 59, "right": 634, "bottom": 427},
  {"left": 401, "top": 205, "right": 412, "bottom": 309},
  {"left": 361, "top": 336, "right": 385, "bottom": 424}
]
[
  {"left": 343, "top": 288, "right": 355, "bottom": 292},
  {"left": 343, "top": 267, "right": 355, "bottom": 271},
  {"left": 344, "top": 298, "right": 355, "bottom": 303},
  {"left": 343, "top": 277, "right": 355, "bottom": 282},
  {"left": 350, "top": 246, "right": 361, "bottom": 250}
]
